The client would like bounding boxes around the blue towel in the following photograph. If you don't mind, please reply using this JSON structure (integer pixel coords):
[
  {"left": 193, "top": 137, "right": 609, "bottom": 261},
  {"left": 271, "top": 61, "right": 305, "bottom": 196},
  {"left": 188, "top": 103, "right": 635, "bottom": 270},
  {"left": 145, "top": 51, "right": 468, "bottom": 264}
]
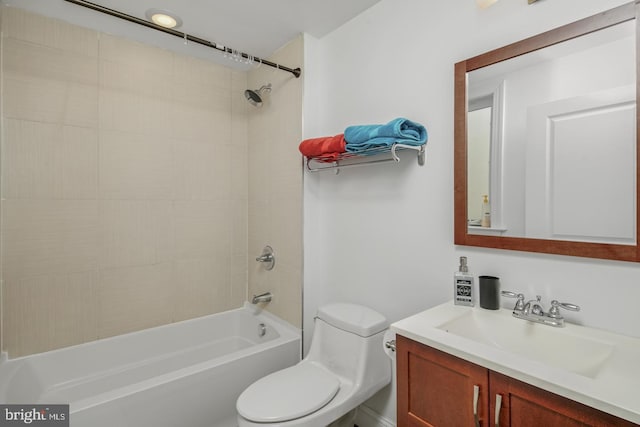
[{"left": 344, "top": 117, "right": 428, "bottom": 153}]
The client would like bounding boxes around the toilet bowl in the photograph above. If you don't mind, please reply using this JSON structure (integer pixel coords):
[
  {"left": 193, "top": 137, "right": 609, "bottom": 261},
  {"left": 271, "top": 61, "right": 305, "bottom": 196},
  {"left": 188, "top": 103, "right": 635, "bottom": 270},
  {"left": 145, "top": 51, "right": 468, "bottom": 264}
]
[{"left": 236, "top": 303, "right": 391, "bottom": 427}]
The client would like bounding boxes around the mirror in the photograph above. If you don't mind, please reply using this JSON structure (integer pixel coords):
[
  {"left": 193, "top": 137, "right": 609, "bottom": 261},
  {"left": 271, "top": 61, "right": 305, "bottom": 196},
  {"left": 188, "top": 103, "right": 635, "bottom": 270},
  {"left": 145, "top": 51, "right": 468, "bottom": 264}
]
[{"left": 455, "top": 2, "right": 640, "bottom": 261}]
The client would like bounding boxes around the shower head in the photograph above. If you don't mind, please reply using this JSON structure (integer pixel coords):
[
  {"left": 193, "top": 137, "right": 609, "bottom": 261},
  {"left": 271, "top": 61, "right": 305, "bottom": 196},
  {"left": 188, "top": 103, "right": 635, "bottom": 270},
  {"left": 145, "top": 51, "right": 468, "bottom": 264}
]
[{"left": 244, "top": 83, "right": 272, "bottom": 107}]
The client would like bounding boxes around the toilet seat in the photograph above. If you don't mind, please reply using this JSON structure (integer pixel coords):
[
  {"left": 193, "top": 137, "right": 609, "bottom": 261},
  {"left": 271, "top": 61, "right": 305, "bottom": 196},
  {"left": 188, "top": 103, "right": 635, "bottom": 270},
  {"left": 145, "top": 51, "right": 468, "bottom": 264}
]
[{"left": 236, "top": 363, "right": 340, "bottom": 423}]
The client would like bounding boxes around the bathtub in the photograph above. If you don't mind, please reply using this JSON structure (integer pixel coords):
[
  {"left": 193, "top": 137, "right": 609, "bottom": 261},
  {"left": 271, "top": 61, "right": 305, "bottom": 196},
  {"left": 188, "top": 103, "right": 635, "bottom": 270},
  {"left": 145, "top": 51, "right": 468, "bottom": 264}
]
[{"left": 0, "top": 303, "right": 301, "bottom": 427}]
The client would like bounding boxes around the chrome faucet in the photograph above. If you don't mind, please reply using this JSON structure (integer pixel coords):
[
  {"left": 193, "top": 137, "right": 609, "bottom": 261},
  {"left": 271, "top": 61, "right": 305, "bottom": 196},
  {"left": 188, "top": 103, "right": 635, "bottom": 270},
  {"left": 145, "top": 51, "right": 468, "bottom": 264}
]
[
  {"left": 501, "top": 291, "right": 580, "bottom": 327},
  {"left": 251, "top": 292, "right": 273, "bottom": 304},
  {"left": 523, "top": 295, "right": 544, "bottom": 316},
  {"left": 255, "top": 245, "right": 275, "bottom": 271}
]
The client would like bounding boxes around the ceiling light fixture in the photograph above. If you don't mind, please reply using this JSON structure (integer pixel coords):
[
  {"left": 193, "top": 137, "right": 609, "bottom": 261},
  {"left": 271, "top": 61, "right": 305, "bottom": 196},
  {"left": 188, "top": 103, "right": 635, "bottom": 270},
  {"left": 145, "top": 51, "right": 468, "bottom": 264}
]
[
  {"left": 145, "top": 8, "right": 182, "bottom": 29},
  {"left": 476, "top": 0, "right": 498, "bottom": 8}
]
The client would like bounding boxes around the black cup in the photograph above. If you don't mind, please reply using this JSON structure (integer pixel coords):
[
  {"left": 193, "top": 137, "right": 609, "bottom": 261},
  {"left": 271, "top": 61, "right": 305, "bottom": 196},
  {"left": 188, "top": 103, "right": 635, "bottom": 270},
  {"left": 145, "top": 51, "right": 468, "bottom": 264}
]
[{"left": 479, "top": 275, "right": 500, "bottom": 310}]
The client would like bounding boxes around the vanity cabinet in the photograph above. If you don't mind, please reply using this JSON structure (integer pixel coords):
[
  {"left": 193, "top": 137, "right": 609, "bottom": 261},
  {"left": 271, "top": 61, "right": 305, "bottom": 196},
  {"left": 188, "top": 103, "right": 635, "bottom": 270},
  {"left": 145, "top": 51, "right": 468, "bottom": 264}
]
[{"left": 396, "top": 335, "right": 637, "bottom": 427}]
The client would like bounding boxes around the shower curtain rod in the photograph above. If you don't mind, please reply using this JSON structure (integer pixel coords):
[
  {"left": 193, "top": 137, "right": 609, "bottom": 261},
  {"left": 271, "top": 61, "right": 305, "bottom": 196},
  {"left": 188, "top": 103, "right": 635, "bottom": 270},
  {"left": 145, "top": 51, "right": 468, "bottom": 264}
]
[{"left": 62, "top": 0, "right": 302, "bottom": 78}]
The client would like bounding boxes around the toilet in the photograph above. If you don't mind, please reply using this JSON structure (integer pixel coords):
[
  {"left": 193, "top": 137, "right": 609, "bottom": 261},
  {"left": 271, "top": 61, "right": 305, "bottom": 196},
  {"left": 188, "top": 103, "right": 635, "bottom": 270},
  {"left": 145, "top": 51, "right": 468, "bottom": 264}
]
[{"left": 236, "top": 303, "right": 392, "bottom": 427}]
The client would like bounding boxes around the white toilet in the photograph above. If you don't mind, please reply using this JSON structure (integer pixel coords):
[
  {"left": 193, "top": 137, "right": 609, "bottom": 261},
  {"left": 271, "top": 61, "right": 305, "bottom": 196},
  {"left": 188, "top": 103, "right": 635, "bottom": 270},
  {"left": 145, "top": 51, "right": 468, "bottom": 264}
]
[{"left": 236, "top": 303, "right": 391, "bottom": 427}]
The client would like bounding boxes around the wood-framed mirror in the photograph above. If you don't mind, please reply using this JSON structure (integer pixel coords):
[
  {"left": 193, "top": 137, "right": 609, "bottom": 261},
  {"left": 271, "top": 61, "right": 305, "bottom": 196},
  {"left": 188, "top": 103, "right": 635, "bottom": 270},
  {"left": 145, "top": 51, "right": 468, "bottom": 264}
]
[{"left": 454, "top": 1, "right": 640, "bottom": 262}]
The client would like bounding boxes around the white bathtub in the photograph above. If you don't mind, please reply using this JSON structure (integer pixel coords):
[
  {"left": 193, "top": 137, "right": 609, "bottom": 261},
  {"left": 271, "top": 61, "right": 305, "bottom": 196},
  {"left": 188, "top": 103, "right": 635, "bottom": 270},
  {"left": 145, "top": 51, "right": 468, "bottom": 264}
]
[{"left": 0, "top": 304, "right": 301, "bottom": 427}]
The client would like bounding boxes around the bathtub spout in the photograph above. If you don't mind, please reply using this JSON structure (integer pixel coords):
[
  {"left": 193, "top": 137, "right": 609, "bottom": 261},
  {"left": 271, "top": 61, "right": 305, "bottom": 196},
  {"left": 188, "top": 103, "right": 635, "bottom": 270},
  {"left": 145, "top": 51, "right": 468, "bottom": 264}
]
[{"left": 252, "top": 292, "right": 273, "bottom": 304}]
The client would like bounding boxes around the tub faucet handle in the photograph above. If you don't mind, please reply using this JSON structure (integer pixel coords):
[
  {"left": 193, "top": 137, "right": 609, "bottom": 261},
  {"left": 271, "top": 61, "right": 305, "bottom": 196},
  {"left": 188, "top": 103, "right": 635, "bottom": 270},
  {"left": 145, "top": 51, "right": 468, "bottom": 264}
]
[
  {"left": 255, "top": 245, "right": 275, "bottom": 271},
  {"left": 256, "top": 253, "right": 273, "bottom": 262}
]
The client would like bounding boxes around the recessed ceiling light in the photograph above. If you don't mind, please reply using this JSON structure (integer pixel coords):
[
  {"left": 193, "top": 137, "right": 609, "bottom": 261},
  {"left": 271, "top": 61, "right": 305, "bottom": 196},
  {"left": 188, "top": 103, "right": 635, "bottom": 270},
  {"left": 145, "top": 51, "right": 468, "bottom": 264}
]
[
  {"left": 476, "top": 0, "right": 498, "bottom": 8},
  {"left": 145, "top": 8, "right": 182, "bottom": 29}
]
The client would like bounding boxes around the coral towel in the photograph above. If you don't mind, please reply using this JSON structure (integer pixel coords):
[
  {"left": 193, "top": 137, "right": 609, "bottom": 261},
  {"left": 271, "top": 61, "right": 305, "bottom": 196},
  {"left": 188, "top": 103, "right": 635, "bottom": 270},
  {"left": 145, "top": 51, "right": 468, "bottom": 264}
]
[{"left": 298, "top": 134, "right": 346, "bottom": 160}]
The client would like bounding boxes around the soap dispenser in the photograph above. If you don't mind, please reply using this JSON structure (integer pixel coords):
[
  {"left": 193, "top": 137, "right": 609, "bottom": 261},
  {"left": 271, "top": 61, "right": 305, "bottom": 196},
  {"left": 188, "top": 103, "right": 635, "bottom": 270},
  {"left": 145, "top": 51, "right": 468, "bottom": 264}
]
[
  {"left": 481, "top": 195, "right": 491, "bottom": 228},
  {"left": 454, "top": 256, "right": 475, "bottom": 307}
]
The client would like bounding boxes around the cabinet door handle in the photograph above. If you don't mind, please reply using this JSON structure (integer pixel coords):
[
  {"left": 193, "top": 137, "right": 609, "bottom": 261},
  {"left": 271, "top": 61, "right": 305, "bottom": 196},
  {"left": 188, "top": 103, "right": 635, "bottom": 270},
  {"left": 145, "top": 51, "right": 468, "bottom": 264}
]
[
  {"left": 494, "top": 394, "right": 503, "bottom": 427},
  {"left": 473, "top": 385, "right": 480, "bottom": 427}
]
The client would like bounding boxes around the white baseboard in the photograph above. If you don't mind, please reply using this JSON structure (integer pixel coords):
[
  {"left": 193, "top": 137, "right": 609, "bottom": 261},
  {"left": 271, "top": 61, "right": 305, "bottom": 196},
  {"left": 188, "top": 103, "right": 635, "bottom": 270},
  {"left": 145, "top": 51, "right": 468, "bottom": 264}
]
[{"left": 354, "top": 405, "right": 395, "bottom": 427}]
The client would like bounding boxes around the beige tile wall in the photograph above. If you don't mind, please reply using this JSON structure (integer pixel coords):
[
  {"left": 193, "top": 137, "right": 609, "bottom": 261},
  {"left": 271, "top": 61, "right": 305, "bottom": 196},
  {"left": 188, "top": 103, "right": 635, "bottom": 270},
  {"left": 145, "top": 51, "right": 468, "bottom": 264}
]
[
  {"left": 0, "top": 7, "right": 262, "bottom": 357},
  {"left": 247, "top": 36, "right": 304, "bottom": 328}
]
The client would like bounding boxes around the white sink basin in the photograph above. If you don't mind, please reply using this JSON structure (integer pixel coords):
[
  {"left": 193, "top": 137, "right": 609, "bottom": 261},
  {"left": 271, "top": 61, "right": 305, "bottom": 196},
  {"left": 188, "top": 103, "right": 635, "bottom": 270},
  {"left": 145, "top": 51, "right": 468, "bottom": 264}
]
[
  {"left": 437, "top": 309, "right": 614, "bottom": 378},
  {"left": 390, "top": 301, "right": 640, "bottom": 424}
]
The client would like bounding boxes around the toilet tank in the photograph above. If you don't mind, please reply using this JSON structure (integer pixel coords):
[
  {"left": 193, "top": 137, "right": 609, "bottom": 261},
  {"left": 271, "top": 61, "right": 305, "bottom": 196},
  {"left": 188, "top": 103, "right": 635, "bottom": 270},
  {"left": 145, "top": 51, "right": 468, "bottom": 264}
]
[
  {"left": 306, "top": 304, "right": 390, "bottom": 390},
  {"left": 316, "top": 303, "right": 388, "bottom": 338}
]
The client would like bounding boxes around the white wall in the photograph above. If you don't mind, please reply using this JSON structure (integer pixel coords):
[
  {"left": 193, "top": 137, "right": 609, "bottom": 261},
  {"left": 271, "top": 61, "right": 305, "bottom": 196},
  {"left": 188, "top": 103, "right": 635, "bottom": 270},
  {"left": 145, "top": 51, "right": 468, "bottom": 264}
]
[{"left": 303, "top": 0, "right": 640, "bottom": 423}]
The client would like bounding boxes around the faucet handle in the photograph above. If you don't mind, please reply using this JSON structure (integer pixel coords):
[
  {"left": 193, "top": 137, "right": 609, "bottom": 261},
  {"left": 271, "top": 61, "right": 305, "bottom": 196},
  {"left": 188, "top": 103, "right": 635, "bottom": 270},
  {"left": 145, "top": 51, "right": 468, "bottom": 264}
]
[
  {"left": 548, "top": 300, "right": 580, "bottom": 318},
  {"left": 501, "top": 291, "right": 525, "bottom": 310}
]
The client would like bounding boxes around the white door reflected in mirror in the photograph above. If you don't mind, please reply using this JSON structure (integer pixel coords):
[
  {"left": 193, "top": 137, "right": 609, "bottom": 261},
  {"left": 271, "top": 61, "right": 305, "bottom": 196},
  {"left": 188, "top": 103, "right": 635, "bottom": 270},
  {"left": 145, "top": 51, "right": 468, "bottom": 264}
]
[{"left": 466, "top": 19, "right": 636, "bottom": 244}]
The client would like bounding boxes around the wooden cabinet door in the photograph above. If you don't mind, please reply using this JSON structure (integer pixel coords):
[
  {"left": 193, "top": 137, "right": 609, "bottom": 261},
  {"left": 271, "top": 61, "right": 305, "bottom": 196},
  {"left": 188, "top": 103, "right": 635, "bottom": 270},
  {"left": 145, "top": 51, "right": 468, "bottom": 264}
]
[
  {"left": 489, "top": 371, "right": 638, "bottom": 427},
  {"left": 397, "top": 335, "right": 489, "bottom": 427}
]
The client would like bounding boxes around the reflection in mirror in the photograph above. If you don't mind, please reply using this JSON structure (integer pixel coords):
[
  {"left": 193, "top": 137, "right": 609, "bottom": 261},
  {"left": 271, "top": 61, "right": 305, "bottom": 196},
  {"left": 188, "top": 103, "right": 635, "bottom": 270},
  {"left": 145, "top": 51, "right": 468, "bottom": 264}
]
[
  {"left": 468, "top": 19, "right": 635, "bottom": 242},
  {"left": 467, "top": 103, "right": 491, "bottom": 225},
  {"left": 455, "top": 2, "right": 640, "bottom": 261},
  {"left": 467, "top": 82, "right": 505, "bottom": 231}
]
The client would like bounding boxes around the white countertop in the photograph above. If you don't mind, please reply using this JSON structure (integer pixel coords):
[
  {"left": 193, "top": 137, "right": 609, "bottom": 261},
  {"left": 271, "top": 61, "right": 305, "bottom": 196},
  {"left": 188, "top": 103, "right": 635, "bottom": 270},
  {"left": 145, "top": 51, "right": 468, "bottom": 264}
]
[{"left": 391, "top": 301, "right": 640, "bottom": 424}]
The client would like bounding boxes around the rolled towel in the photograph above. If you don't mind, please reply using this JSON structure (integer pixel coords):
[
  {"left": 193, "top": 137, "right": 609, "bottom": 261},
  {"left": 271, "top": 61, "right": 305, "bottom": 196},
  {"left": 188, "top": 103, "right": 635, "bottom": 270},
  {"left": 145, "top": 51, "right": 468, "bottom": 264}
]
[
  {"left": 299, "top": 134, "right": 346, "bottom": 160},
  {"left": 344, "top": 117, "right": 427, "bottom": 153}
]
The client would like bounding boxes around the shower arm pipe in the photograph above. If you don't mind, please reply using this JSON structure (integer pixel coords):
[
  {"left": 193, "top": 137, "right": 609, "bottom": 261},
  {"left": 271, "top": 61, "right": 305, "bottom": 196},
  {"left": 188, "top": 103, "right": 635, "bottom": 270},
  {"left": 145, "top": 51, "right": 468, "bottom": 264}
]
[{"left": 62, "top": 0, "right": 302, "bottom": 78}]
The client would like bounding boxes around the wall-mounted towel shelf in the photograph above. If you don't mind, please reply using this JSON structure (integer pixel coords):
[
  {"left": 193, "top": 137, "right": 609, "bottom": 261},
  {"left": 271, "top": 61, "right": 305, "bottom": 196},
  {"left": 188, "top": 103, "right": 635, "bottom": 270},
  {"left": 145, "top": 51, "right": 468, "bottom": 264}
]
[{"left": 305, "top": 143, "right": 426, "bottom": 173}]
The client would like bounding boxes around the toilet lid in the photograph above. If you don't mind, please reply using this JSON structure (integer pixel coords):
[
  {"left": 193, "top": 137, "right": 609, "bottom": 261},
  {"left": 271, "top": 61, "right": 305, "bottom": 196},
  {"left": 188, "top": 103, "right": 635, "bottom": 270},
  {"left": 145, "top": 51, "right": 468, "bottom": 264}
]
[{"left": 236, "top": 363, "right": 340, "bottom": 422}]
